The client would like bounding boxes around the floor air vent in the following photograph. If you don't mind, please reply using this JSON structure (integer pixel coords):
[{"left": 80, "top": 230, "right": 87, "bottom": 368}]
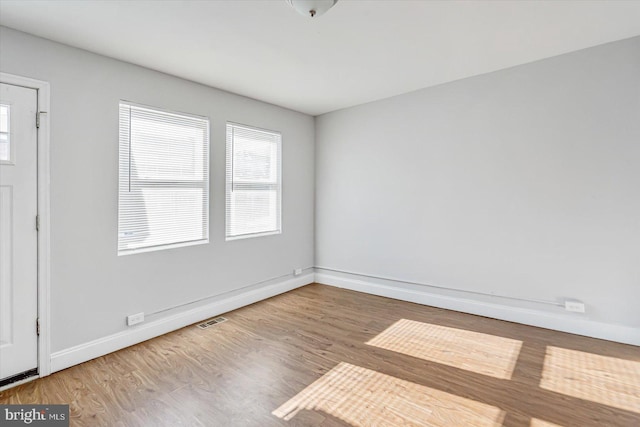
[{"left": 197, "top": 316, "right": 228, "bottom": 329}]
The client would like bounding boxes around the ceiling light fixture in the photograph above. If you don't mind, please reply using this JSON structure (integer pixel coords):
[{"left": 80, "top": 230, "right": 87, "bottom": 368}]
[{"left": 286, "top": 0, "right": 338, "bottom": 18}]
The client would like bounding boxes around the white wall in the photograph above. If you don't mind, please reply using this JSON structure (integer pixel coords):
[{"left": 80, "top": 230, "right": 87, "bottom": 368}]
[
  {"left": 0, "top": 27, "right": 315, "bottom": 354},
  {"left": 316, "top": 36, "right": 640, "bottom": 343}
]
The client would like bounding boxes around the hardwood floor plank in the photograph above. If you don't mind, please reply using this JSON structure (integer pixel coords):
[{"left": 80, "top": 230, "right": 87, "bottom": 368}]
[{"left": 1, "top": 284, "right": 638, "bottom": 426}]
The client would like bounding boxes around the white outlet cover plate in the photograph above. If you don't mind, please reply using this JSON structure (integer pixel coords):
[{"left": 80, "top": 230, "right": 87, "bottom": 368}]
[
  {"left": 127, "top": 312, "right": 145, "bottom": 326},
  {"left": 564, "top": 300, "right": 586, "bottom": 313}
]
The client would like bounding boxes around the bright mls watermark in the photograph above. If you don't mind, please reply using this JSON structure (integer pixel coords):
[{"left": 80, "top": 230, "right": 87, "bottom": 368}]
[{"left": 1, "top": 405, "right": 69, "bottom": 426}]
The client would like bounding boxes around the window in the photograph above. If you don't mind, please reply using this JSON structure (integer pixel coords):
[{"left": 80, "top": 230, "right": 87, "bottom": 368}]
[
  {"left": 0, "top": 104, "right": 10, "bottom": 162},
  {"left": 118, "top": 102, "right": 209, "bottom": 255},
  {"left": 226, "top": 123, "right": 281, "bottom": 240}
]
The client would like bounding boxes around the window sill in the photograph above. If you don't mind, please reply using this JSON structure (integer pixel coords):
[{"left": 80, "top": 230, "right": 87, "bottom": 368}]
[{"left": 118, "top": 238, "right": 208, "bottom": 256}]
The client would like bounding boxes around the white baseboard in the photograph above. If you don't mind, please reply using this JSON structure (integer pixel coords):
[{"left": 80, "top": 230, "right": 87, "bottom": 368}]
[
  {"left": 315, "top": 272, "right": 640, "bottom": 346},
  {"left": 50, "top": 273, "right": 314, "bottom": 373}
]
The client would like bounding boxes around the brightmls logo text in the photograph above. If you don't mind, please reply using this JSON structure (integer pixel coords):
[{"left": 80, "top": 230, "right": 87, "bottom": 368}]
[
  {"left": 4, "top": 408, "right": 46, "bottom": 424},
  {"left": 1, "top": 405, "right": 69, "bottom": 426}
]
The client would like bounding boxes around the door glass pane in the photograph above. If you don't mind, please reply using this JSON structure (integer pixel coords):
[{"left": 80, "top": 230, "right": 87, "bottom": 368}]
[{"left": 0, "top": 105, "right": 9, "bottom": 161}]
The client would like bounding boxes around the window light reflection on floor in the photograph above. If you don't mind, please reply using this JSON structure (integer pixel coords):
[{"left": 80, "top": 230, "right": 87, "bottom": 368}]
[
  {"left": 273, "top": 362, "right": 505, "bottom": 426},
  {"left": 366, "top": 319, "right": 523, "bottom": 379},
  {"left": 540, "top": 346, "right": 640, "bottom": 414},
  {"left": 530, "top": 418, "right": 564, "bottom": 427}
]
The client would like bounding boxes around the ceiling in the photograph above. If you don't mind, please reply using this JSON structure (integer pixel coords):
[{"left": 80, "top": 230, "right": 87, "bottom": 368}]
[{"left": 1, "top": 1, "right": 640, "bottom": 116}]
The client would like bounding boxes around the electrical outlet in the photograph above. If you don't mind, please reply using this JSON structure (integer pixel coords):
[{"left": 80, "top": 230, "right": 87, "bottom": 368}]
[
  {"left": 127, "top": 312, "right": 145, "bottom": 326},
  {"left": 294, "top": 268, "right": 303, "bottom": 276},
  {"left": 564, "top": 300, "right": 585, "bottom": 313}
]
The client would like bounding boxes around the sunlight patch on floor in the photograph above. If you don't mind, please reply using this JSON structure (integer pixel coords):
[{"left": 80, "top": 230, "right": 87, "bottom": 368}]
[
  {"left": 366, "top": 319, "right": 522, "bottom": 379},
  {"left": 530, "top": 418, "right": 564, "bottom": 427},
  {"left": 540, "top": 346, "right": 640, "bottom": 413},
  {"left": 272, "top": 362, "right": 505, "bottom": 426}
]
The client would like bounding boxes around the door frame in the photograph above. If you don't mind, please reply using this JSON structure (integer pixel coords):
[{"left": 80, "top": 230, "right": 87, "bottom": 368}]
[{"left": 0, "top": 72, "right": 51, "bottom": 379}]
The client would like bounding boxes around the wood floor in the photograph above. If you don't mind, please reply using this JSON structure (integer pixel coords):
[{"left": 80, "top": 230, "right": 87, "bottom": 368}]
[{"left": 1, "top": 284, "right": 639, "bottom": 426}]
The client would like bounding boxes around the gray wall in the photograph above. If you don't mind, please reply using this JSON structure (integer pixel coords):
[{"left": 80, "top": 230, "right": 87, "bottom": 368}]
[
  {"left": 316, "top": 36, "right": 640, "bottom": 329},
  {"left": 2, "top": 24, "right": 638, "bottom": 352},
  {"left": 0, "top": 27, "right": 315, "bottom": 352}
]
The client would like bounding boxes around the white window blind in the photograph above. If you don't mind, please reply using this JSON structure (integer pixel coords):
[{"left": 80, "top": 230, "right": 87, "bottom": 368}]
[
  {"left": 226, "top": 123, "right": 281, "bottom": 240},
  {"left": 118, "top": 102, "right": 209, "bottom": 255}
]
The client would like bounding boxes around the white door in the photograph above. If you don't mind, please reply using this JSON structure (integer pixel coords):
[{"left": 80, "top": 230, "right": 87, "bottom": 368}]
[{"left": 0, "top": 82, "right": 38, "bottom": 381}]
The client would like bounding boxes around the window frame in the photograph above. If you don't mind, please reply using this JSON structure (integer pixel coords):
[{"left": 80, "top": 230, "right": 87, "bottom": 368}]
[
  {"left": 225, "top": 122, "right": 282, "bottom": 241},
  {"left": 117, "top": 101, "right": 210, "bottom": 255}
]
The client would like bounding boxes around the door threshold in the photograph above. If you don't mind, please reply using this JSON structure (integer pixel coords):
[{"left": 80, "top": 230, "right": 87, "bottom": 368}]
[{"left": 0, "top": 368, "right": 38, "bottom": 391}]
